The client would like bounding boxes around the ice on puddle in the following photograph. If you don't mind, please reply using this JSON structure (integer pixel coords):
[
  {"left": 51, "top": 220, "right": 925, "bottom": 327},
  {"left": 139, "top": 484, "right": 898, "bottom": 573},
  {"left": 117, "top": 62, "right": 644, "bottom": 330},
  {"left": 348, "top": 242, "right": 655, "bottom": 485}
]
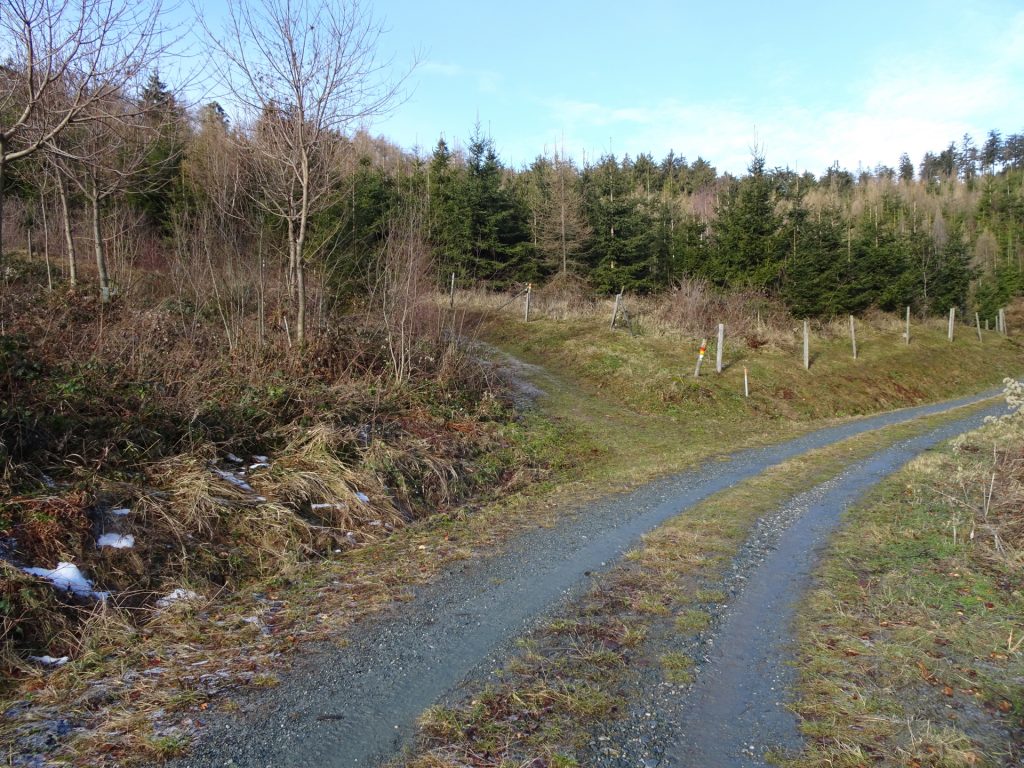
[
  {"left": 355, "top": 492, "right": 370, "bottom": 503},
  {"left": 28, "top": 655, "right": 69, "bottom": 667},
  {"left": 97, "top": 533, "right": 135, "bottom": 549},
  {"left": 22, "top": 562, "right": 109, "bottom": 600},
  {"left": 155, "top": 588, "right": 200, "bottom": 609},
  {"left": 109, "top": 507, "right": 131, "bottom": 517}
]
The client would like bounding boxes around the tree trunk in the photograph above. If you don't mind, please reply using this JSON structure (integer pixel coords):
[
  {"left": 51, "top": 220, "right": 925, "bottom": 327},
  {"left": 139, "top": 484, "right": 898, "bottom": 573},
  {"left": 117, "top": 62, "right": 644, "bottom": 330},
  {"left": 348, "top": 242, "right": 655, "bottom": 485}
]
[
  {"left": 58, "top": 178, "right": 77, "bottom": 286},
  {"left": 90, "top": 192, "right": 110, "bottom": 302},
  {"left": 295, "top": 152, "right": 311, "bottom": 348},
  {"left": 286, "top": 216, "right": 296, "bottom": 297},
  {"left": 0, "top": 152, "right": 6, "bottom": 256},
  {"left": 295, "top": 239, "right": 305, "bottom": 347},
  {"left": 40, "top": 200, "right": 52, "bottom": 291}
]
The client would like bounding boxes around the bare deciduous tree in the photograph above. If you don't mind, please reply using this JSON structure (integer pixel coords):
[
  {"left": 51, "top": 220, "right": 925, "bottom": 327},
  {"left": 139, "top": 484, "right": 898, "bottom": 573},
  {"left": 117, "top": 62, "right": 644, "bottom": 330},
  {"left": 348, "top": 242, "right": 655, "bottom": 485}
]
[
  {"left": 205, "top": 0, "right": 407, "bottom": 347},
  {"left": 0, "top": 0, "right": 165, "bottom": 251},
  {"left": 47, "top": 90, "right": 173, "bottom": 301}
]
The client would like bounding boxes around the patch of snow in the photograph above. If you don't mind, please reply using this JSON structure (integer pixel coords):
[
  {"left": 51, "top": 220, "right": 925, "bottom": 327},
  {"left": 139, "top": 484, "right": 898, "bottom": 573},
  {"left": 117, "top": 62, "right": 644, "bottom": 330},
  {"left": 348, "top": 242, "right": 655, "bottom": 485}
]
[
  {"left": 22, "top": 562, "right": 109, "bottom": 600},
  {"left": 355, "top": 492, "right": 370, "bottom": 503},
  {"left": 212, "top": 467, "right": 256, "bottom": 494},
  {"left": 97, "top": 533, "right": 135, "bottom": 549},
  {"left": 28, "top": 655, "right": 69, "bottom": 667},
  {"left": 249, "top": 462, "right": 270, "bottom": 470},
  {"left": 155, "top": 588, "right": 199, "bottom": 609},
  {"left": 109, "top": 507, "right": 131, "bottom": 517},
  {"left": 252, "top": 455, "right": 269, "bottom": 463},
  {"left": 226, "top": 453, "right": 243, "bottom": 463},
  {"left": 311, "top": 502, "right": 343, "bottom": 511},
  {"left": 41, "top": 474, "right": 56, "bottom": 489}
]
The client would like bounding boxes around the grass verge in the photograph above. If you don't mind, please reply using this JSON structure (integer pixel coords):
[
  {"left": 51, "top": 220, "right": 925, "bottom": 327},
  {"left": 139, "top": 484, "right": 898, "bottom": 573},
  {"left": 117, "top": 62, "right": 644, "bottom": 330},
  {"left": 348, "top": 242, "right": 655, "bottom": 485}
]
[
  {"left": 394, "top": 399, "right": 999, "bottom": 767},
  {"left": 479, "top": 306, "right": 1022, "bottom": 489},
  {"left": 785, "top": 402, "right": 1024, "bottom": 767}
]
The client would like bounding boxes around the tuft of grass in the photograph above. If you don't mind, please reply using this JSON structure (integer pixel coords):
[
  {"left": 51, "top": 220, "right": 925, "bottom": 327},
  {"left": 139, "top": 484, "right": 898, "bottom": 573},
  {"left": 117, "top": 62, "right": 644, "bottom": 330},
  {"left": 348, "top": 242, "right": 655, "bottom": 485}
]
[
  {"left": 674, "top": 609, "right": 711, "bottom": 633},
  {"left": 660, "top": 651, "right": 695, "bottom": 684}
]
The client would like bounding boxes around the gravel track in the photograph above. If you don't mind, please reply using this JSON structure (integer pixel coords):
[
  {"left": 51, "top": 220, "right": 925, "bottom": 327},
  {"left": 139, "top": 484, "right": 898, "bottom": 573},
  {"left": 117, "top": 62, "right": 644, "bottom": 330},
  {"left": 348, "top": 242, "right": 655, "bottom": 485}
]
[
  {"left": 582, "top": 409, "right": 1001, "bottom": 767},
  {"left": 174, "top": 390, "right": 1005, "bottom": 768}
]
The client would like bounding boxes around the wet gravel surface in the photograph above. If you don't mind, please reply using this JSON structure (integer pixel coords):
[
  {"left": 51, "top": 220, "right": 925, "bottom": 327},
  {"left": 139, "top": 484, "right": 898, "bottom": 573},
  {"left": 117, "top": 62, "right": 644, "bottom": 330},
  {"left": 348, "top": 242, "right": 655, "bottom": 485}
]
[{"left": 172, "top": 391, "right": 1003, "bottom": 768}]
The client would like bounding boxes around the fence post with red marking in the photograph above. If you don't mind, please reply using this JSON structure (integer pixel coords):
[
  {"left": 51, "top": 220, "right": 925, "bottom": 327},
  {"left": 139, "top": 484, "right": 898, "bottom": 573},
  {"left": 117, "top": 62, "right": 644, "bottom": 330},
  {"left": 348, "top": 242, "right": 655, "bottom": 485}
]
[{"left": 693, "top": 338, "right": 708, "bottom": 378}]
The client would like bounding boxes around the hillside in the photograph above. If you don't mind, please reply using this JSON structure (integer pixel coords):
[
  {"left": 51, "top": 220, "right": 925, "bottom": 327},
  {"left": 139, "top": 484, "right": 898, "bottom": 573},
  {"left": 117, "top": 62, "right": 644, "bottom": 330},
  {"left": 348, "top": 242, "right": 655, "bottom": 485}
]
[{"left": 1, "top": 254, "right": 1022, "bottom": 764}]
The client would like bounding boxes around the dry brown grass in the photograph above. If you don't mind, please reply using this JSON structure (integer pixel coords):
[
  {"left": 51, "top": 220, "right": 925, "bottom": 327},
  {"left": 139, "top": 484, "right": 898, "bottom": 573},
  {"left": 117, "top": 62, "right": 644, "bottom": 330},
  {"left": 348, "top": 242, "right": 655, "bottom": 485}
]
[
  {"left": 0, "top": 242, "right": 553, "bottom": 765},
  {"left": 450, "top": 277, "right": 801, "bottom": 351}
]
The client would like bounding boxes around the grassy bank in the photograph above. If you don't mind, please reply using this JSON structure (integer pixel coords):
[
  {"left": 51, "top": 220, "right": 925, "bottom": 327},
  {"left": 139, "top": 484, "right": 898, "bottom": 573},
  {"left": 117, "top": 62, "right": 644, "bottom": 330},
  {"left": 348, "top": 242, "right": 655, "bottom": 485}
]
[
  {"left": 786, "top": 393, "right": 1024, "bottom": 767},
  {"left": 0, "top": 256, "right": 569, "bottom": 765},
  {"left": 475, "top": 293, "right": 1022, "bottom": 488},
  {"left": 397, "top": 400, "right": 999, "bottom": 767}
]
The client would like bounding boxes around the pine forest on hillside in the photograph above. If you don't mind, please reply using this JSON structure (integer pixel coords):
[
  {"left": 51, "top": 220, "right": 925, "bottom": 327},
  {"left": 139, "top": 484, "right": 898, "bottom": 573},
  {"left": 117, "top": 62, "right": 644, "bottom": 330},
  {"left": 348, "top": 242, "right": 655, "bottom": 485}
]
[{"left": 0, "top": 0, "right": 1023, "bottom": 340}]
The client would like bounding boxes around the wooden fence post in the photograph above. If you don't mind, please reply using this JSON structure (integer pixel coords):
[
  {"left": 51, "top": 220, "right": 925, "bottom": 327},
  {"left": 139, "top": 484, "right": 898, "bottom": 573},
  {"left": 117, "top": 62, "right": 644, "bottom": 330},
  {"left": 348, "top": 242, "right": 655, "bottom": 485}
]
[
  {"left": 693, "top": 338, "right": 708, "bottom": 378},
  {"left": 449, "top": 272, "right": 455, "bottom": 309},
  {"left": 716, "top": 323, "right": 724, "bottom": 373},
  {"left": 610, "top": 291, "right": 622, "bottom": 329},
  {"left": 948, "top": 307, "right": 955, "bottom": 341},
  {"left": 905, "top": 306, "right": 911, "bottom": 345},
  {"left": 999, "top": 308, "right": 1006, "bottom": 335},
  {"left": 975, "top": 312, "right": 983, "bottom": 342},
  {"left": 803, "top": 320, "right": 810, "bottom": 370},
  {"left": 743, "top": 366, "right": 749, "bottom": 398},
  {"left": 524, "top": 283, "right": 532, "bottom": 322},
  {"left": 849, "top": 315, "right": 857, "bottom": 359}
]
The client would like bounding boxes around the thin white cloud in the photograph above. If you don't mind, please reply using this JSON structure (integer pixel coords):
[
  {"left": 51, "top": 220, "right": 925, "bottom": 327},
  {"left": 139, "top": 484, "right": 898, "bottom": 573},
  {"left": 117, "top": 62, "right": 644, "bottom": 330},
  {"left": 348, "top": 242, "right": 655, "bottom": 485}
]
[
  {"left": 536, "top": 11, "right": 1024, "bottom": 175},
  {"left": 420, "top": 60, "right": 464, "bottom": 77},
  {"left": 420, "top": 59, "right": 502, "bottom": 94}
]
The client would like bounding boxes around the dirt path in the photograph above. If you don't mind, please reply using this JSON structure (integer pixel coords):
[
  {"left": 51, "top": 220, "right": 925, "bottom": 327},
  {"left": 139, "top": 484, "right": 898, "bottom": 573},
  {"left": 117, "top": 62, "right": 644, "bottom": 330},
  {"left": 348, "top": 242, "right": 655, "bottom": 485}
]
[{"left": 173, "top": 391, "right": 1004, "bottom": 768}]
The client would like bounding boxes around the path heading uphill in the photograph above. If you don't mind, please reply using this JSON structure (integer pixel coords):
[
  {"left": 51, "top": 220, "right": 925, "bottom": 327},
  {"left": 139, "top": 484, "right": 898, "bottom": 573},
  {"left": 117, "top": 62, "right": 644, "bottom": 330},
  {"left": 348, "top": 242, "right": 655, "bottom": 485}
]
[{"left": 175, "top": 389, "right": 1007, "bottom": 768}]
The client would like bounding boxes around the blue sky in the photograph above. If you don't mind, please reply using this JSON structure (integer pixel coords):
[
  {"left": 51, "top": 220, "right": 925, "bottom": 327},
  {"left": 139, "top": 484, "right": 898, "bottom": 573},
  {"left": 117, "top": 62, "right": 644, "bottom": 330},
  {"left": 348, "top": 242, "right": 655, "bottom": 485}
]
[{"left": 186, "top": 0, "right": 1024, "bottom": 175}]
